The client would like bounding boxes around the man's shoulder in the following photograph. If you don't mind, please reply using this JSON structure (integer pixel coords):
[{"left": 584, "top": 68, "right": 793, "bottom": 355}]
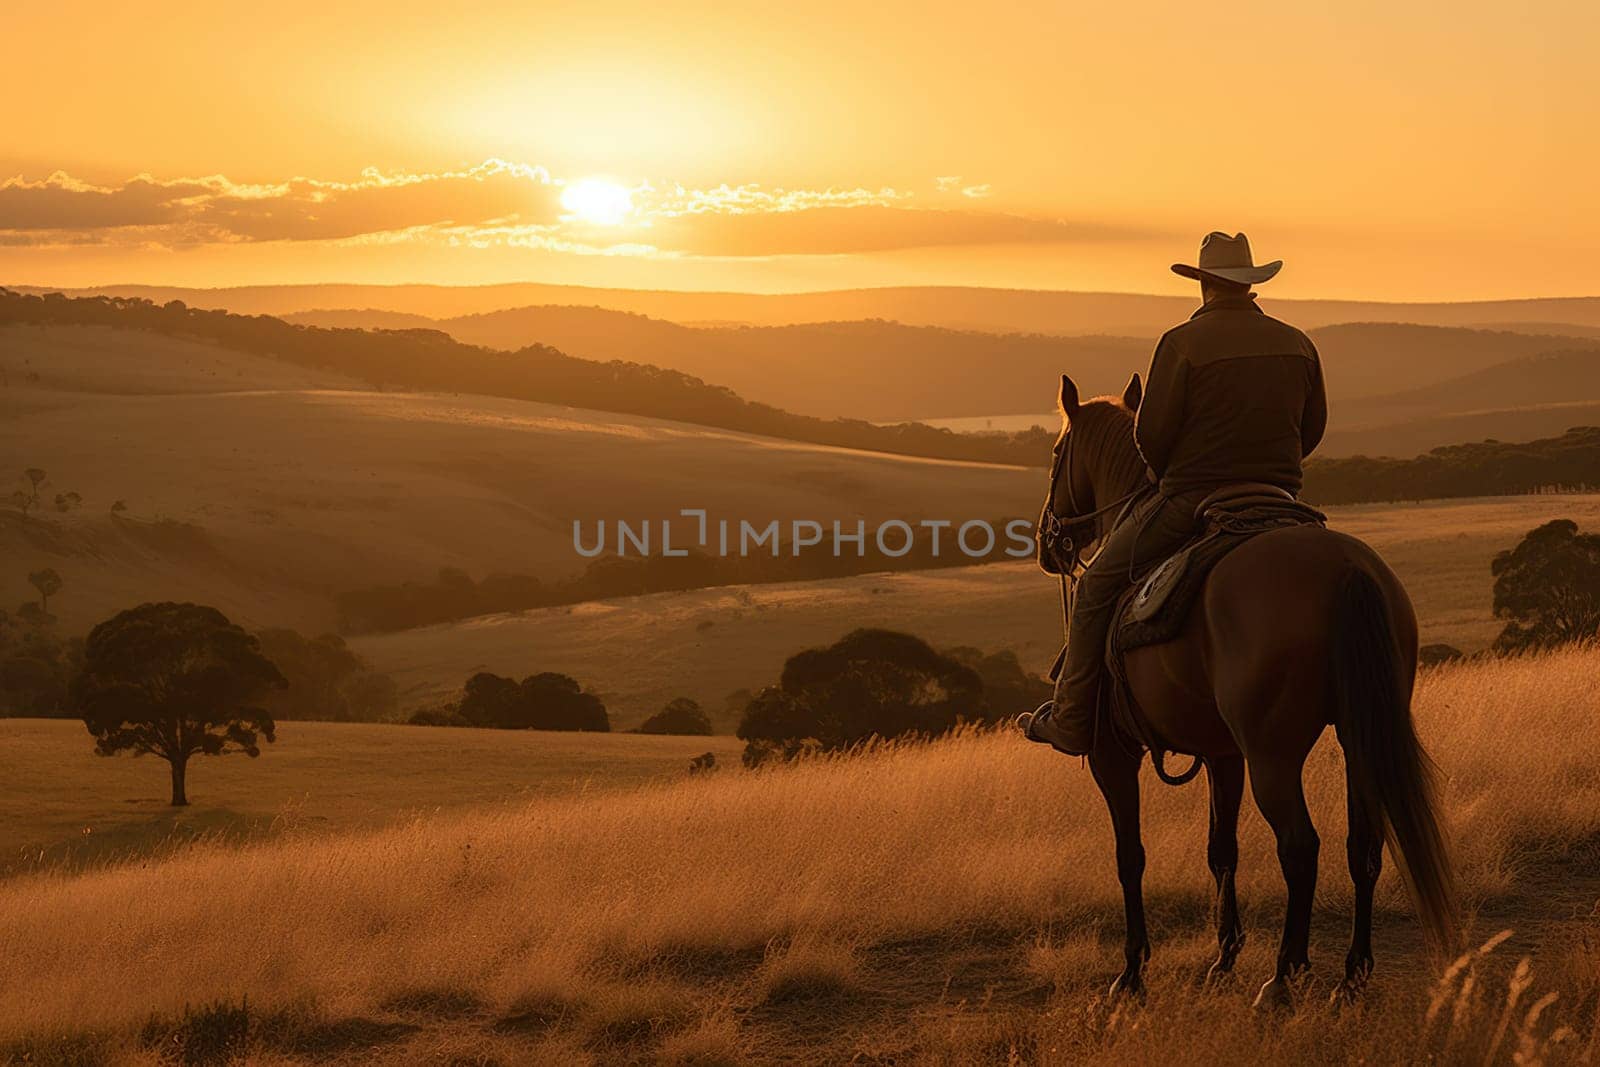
[
  {"left": 1257, "top": 310, "right": 1315, "bottom": 345},
  {"left": 1169, "top": 308, "right": 1316, "bottom": 361}
]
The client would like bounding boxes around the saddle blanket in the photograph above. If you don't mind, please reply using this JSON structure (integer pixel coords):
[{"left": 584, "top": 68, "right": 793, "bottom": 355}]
[{"left": 1114, "top": 496, "right": 1328, "bottom": 655}]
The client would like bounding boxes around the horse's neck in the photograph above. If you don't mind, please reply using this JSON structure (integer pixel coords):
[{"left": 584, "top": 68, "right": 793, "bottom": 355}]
[{"left": 1089, "top": 425, "right": 1146, "bottom": 506}]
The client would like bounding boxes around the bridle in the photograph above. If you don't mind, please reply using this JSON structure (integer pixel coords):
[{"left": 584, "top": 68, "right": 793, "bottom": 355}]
[{"left": 1039, "top": 427, "right": 1142, "bottom": 599}]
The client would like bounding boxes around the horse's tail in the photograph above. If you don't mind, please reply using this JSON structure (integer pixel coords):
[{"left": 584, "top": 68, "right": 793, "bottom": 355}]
[{"left": 1332, "top": 566, "right": 1459, "bottom": 956}]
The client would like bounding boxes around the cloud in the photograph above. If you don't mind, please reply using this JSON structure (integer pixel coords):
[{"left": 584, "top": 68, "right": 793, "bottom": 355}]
[
  {"left": 0, "top": 161, "right": 1136, "bottom": 259},
  {"left": 0, "top": 161, "right": 559, "bottom": 245}
]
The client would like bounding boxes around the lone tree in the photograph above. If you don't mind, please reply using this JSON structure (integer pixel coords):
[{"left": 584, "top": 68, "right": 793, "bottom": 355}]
[
  {"left": 638, "top": 697, "right": 713, "bottom": 736},
  {"left": 80, "top": 602, "right": 285, "bottom": 805},
  {"left": 27, "top": 568, "right": 61, "bottom": 614},
  {"left": 1491, "top": 519, "right": 1600, "bottom": 653},
  {"left": 10, "top": 468, "right": 47, "bottom": 516}
]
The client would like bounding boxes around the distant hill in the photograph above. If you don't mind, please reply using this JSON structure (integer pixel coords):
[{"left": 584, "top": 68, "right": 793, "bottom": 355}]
[
  {"left": 1305, "top": 426, "right": 1600, "bottom": 503},
  {"left": 1, "top": 289, "right": 1052, "bottom": 467},
  {"left": 0, "top": 322, "right": 1040, "bottom": 633},
  {"left": 1350, "top": 350, "right": 1600, "bottom": 423},
  {"left": 296, "top": 305, "right": 1148, "bottom": 421},
  {"left": 24, "top": 281, "right": 1600, "bottom": 336},
  {"left": 285, "top": 307, "right": 439, "bottom": 332},
  {"left": 293, "top": 305, "right": 1600, "bottom": 432},
  {"left": 1308, "top": 323, "right": 1600, "bottom": 401},
  {"left": 1319, "top": 404, "right": 1600, "bottom": 459}
]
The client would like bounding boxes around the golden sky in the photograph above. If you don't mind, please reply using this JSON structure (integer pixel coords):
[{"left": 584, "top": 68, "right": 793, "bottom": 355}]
[{"left": 2, "top": 0, "right": 1596, "bottom": 300}]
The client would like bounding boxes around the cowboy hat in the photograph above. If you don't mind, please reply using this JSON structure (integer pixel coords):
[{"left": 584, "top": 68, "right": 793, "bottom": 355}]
[{"left": 1171, "top": 231, "right": 1282, "bottom": 285}]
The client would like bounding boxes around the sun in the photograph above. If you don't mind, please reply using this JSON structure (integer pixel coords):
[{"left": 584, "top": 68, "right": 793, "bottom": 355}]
[{"left": 560, "top": 178, "right": 634, "bottom": 226}]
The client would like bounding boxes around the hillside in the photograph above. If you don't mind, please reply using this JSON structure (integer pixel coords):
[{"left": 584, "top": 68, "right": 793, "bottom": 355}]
[
  {"left": 293, "top": 305, "right": 1600, "bottom": 446},
  {"left": 349, "top": 492, "right": 1600, "bottom": 723},
  {"left": 293, "top": 304, "right": 1148, "bottom": 420},
  {"left": 350, "top": 306, "right": 1150, "bottom": 421},
  {"left": 28, "top": 281, "right": 1600, "bottom": 335},
  {"left": 5, "top": 649, "right": 1599, "bottom": 1063},
  {"left": 0, "top": 324, "right": 1038, "bottom": 634},
  {"left": 1347, "top": 349, "right": 1600, "bottom": 422},
  {"left": 2, "top": 289, "right": 1052, "bottom": 466},
  {"left": 0, "top": 719, "right": 745, "bottom": 875}
]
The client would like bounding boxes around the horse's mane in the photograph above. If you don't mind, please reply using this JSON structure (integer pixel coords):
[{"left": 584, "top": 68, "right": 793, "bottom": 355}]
[{"left": 1062, "top": 397, "right": 1146, "bottom": 496}]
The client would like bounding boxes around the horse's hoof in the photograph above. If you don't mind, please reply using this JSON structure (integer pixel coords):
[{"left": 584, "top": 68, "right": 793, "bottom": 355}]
[
  {"left": 1252, "top": 976, "right": 1295, "bottom": 1011},
  {"left": 1203, "top": 957, "right": 1237, "bottom": 987},
  {"left": 1109, "top": 971, "right": 1145, "bottom": 1000},
  {"left": 1328, "top": 980, "right": 1365, "bottom": 1011}
]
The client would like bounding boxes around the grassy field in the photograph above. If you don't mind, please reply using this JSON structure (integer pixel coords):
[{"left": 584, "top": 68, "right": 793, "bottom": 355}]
[
  {"left": 354, "top": 493, "right": 1600, "bottom": 726},
  {"left": 0, "top": 719, "right": 743, "bottom": 878},
  {"left": 2, "top": 647, "right": 1598, "bottom": 1064}
]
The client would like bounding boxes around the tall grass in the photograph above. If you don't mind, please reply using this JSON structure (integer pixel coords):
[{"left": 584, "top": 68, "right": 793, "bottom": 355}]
[{"left": 1, "top": 647, "right": 1598, "bottom": 1060}]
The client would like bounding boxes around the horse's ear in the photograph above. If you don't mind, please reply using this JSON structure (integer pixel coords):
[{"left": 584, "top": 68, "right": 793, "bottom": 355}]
[
  {"left": 1122, "top": 372, "right": 1143, "bottom": 412},
  {"left": 1058, "top": 374, "right": 1080, "bottom": 415}
]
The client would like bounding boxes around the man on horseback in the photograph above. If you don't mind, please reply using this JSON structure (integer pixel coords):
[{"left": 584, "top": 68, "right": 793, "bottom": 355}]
[{"left": 1023, "top": 231, "right": 1327, "bottom": 756}]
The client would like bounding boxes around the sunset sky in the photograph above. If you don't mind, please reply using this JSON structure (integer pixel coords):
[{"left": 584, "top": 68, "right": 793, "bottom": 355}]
[{"left": 3, "top": 1, "right": 1596, "bottom": 300}]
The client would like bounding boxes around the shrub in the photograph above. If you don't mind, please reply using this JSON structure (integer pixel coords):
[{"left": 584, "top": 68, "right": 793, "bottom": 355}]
[
  {"left": 457, "top": 670, "right": 609, "bottom": 731},
  {"left": 639, "top": 697, "right": 713, "bottom": 736}
]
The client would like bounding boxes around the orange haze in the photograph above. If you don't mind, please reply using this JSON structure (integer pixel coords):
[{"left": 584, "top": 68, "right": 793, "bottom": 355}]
[{"left": 2, "top": 1, "right": 1596, "bottom": 300}]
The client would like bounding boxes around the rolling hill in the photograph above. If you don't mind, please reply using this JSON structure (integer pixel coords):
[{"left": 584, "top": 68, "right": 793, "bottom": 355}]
[
  {"left": 288, "top": 305, "right": 1600, "bottom": 451},
  {"left": 348, "top": 492, "right": 1600, "bottom": 723},
  {"left": 24, "top": 281, "right": 1600, "bottom": 335},
  {"left": 288, "top": 306, "right": 1150, "bottom": 422},
  {"left": 0, "top": 324, "right": 1038, "bottom": 635}
]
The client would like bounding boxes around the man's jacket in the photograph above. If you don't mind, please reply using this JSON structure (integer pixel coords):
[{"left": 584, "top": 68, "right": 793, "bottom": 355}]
[{"left": 1134, "top": 293, "right": 1326, "bottom": 495}]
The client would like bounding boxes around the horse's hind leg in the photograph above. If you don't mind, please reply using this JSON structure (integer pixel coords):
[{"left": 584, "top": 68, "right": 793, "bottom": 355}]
[
  {"left": 1091, "top": 742, "right": 1148, "bottom": 997},
  {"left": 1337, "top": 761, "right": 1383, "bottom": 999},
  {"left": 1248, "top": 755, "right": 1320, "bottom": 1009},
  {"left": 1204, "top": 754, "right": 1246, "bottom": 981}
]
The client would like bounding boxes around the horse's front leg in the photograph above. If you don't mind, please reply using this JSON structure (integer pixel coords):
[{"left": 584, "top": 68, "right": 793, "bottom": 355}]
[
  {"left": 1091, "top": 741, "right": 1148, "bottom": 997},
  {"left": 1204, "top": 754, "right": 1246, "bottom": 981}
]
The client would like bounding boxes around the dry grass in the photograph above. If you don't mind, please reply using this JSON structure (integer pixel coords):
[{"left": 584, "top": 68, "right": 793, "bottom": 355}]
[
  {"left": 0, "top": 719, "right": 747, "bottom": 876},
  {"left": 2, "top": 647, "right": 1599, "bottom": 1063}
]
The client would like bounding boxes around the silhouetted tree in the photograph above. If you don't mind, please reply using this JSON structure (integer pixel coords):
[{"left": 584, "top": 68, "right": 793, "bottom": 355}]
[
  {"left": 0, "top": 608, "right": 80, "bottom": 716},
  {"left": 27, "top": 568, "right": 61, "bottom": 614},
  {"left": 943, "top": 646, "right": 1050, "bottom": 722},
  {"left": 520, "top": 672, "right": 609, "bottom": 731},
  {"left": 458, "top": 671, "right": 523, "bottom": 728},
  {"left": 1418, "top": 643, "right": 1464, "bottom": 666},
  {"left": 408, "top": 703, "right": 468, "bottom": 727},
  {"left": 79, "top": 602, "right": 285, "bottom": 805},
  {"left": 253, "top": 628, "right": 397, "bottom": 722},
  {"left": 11, "top": 468, "right": 46, "bottom": 516},
  {"left": 1491, "top": 519, "right": 1600, "bottom": 653},
  {"left": 638, "top": 697, "right": 712, "bottom": 735},
  {"left": 457, "top": 670, "right": 609, "bottom": 731},
  {"left": 738, "top": 630, "right": 984, "bottom": 764}
]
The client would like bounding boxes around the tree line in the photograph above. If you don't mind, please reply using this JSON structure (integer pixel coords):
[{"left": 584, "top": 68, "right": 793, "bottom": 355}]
[{"left": 1302, "top": 427, "right": 1600, "bottom": 504}]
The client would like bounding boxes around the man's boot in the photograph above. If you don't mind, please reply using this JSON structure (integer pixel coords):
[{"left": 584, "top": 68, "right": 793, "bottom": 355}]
[{"left": 1018, "top": 596, "right": 1117, "bottom": 757}]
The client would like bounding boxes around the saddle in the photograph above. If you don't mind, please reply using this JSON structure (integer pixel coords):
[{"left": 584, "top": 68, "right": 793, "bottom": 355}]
[{"left": 1101, "top": 482, "right": 1327, "bottom": 763}]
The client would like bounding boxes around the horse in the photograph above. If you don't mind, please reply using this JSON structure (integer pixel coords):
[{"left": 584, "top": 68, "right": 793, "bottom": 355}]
[{"left": 1035, "top": 372, "right": 1457, "bottom": 1008}]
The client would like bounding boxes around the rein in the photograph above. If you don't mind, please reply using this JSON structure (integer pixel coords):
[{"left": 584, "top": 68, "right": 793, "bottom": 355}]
[
  {"left": 1040, "top": 428, "right": 1143, "bottom": 625},
  {"left": 1040, "top": 423, "right": 1202, "bottom": 787}
]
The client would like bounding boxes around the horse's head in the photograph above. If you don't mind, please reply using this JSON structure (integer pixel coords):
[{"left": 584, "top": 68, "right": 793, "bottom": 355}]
[{"left": 1036, "top": 372, "right": 1144, "bottom": 575}]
